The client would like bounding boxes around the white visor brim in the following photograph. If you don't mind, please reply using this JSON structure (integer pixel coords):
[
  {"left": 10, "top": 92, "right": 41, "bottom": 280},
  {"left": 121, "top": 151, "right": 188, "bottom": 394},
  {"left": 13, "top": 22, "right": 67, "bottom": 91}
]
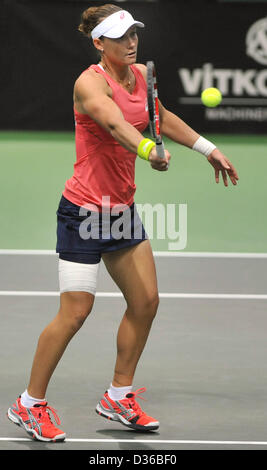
[{"left": 91, "top": 10, "right": 145, "bottom": 40}]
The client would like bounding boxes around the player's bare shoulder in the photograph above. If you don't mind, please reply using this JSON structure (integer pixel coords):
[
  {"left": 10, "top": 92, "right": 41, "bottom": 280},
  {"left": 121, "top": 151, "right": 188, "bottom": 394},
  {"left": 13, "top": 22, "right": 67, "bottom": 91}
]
[
  {"left": 74, "top": 67, "right": 111, "bottom": 102},
  {"left": 134, "top": 63, "right": 147, "bottom": 81}
]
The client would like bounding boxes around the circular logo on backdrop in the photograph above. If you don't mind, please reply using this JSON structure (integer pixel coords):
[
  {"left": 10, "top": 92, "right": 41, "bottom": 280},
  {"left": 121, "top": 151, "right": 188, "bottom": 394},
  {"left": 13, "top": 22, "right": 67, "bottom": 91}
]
[{"left": 246, "top": 17, "right": 267, "bottom": 65}]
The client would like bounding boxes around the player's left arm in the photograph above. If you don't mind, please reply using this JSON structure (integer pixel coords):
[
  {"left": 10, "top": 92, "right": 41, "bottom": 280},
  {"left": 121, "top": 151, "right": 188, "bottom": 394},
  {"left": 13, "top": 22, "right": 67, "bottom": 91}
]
[
  {"left": 136, "top": 63, "right": 238, "bottom": 186},
  {"left": 159, "top": 100, "right": 239, "bottom": 187}
]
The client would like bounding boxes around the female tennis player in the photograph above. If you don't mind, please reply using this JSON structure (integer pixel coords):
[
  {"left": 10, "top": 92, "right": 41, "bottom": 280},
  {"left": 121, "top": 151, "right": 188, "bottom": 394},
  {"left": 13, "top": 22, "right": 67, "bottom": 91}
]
[{"left": 8, "top": 4, "right": 238, "bottom": 442}]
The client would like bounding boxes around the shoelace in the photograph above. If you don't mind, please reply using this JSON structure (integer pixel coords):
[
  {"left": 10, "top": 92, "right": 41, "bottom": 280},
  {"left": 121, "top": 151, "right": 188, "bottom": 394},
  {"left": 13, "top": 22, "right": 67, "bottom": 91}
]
[
  {"left": 34, "top": 403, "right": 61, "bottom": 427},
  {"left": 124, "top": 387, "right": 147, "bottom": 416}
]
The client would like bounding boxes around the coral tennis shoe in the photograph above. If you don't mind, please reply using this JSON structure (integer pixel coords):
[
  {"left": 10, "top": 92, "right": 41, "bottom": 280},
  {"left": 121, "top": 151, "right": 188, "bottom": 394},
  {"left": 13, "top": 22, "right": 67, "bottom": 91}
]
[
  {"left": 7, "top": 397, "right": 66, "bottom": 442},
  {"left": 96, "top": 387, "right": 159, "bottom": 431}
]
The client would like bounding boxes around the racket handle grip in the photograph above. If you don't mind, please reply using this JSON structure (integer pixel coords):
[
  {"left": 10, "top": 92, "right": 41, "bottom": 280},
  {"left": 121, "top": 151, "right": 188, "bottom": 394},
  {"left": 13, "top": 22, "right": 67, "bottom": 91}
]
[{"left": 156, "top": 141, "right": 165, "bottom": 159}]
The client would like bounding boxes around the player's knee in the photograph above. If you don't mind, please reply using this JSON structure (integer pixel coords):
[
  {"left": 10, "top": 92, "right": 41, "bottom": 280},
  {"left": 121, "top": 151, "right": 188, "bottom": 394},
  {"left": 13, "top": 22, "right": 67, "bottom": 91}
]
[
  {"left": 72, "top": 308, "right": 92, "bottom": 330},
  {"left": 130, "top": 291, "right": 159, "bottom": 321},
  {"left": 59, "top": 291, "right": 94, "bottom": 331},
  {"left": 148, "top": 292, "right": 160, "bottom": 318}
]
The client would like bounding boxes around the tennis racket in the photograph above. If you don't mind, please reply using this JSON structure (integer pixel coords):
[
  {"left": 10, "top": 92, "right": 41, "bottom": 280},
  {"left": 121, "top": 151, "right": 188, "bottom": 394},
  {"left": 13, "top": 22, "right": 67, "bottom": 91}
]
[{"left": 146, "top": 60, "right": 165, "bottom": 159}]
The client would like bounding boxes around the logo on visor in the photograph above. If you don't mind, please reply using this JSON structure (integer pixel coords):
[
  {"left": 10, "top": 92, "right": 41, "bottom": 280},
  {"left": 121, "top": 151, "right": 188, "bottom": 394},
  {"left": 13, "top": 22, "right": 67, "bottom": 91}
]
[{"left": 120, "top": 12, "right": 125, "bottom": 20}]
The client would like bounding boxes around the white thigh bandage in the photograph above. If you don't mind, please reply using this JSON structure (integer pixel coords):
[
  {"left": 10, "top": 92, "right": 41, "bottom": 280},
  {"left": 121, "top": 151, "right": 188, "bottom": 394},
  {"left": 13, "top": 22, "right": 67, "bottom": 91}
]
[{"left": 58, "top": 259, "right": 100, "bottom": 295}]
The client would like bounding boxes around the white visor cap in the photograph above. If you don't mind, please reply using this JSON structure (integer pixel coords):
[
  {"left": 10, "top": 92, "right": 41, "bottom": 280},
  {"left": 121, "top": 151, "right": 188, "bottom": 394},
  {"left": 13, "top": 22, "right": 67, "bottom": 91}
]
[{"left": 91, "top": 10, "right": 145, "bottom": 40}]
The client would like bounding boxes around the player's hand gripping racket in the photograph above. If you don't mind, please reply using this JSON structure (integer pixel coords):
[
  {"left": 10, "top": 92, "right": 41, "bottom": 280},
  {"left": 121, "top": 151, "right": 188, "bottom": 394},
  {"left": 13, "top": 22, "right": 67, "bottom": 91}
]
[{"left": 146, "top": 61, "right": 165, "bottom": 159}]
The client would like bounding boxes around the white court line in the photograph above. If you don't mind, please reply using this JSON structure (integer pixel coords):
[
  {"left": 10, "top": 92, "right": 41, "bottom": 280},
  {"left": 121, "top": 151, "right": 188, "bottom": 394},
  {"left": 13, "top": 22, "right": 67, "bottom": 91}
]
[
  {"left": 1, "top": 437, "right": 267, "bottom": 446},
  {"left": 0, "top": 291, "right": 266, "bottom": 300},
  {"left": 0, "top": 250, "right": 56, "bottom": 255},
  {"left": 0, "top": 249, "right": 266, "bottom": 258},
  {"left": 154, "top": 252, "right": 267, "bottom": 259}
]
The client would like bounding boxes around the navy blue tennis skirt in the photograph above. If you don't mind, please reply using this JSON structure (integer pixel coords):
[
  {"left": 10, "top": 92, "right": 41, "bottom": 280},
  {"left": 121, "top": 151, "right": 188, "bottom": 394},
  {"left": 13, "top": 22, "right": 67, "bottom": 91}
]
[{"left": 56, "top": 195, "right": 148, "bottom": 264}]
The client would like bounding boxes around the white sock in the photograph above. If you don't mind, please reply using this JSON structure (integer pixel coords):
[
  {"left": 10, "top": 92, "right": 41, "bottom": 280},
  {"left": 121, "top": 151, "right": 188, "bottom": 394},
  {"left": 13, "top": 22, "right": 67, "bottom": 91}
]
[
  {"left": 20, "top": 389, "right": 46, "bottom": 408},
  {"left": 107, "top": 383, "right": 132, "bottom": 401}
]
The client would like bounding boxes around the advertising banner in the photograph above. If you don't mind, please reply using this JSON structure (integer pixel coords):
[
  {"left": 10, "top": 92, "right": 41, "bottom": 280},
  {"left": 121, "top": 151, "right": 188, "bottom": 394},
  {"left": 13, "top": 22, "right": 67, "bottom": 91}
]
[
  {"left": 2, "top": 0, "right": 267, "bottom": 133},
  {"left": 170, "top": 7, "right": 267, "bottom": 133}
]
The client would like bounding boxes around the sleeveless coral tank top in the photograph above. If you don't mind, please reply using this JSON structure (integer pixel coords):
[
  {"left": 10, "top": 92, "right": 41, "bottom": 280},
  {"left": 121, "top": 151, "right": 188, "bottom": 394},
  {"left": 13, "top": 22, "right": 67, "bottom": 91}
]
[{"left": 63, "top": 64, "right": 149, "bottom": 210}]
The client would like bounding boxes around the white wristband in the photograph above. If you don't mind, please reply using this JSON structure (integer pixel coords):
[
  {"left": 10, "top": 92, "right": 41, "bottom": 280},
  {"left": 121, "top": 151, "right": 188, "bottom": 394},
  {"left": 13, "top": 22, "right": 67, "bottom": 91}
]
[{"left": 192, "top": 136, "right": 216, "bottom": 157}]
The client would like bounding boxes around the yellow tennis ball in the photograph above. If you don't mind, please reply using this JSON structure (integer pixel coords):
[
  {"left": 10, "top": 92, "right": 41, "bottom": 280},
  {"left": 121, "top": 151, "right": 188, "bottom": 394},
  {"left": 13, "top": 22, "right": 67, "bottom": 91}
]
[{"left": 201, "top": 87, "right": 222, "bottom": 107}]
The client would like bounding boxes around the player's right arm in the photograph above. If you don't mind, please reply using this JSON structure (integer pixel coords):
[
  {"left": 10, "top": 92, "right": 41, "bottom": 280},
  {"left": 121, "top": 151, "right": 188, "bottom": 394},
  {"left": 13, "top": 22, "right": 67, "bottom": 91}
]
[
  {"left": 74, "top": 71, "right": 142, "bottom": 153},
  {"left": 73, "top": 70, "right": 169, "bottom": 171}
]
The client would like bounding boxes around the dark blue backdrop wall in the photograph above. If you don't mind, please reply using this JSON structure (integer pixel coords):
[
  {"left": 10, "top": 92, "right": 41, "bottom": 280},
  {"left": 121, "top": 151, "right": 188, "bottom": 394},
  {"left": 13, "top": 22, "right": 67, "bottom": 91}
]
[{"left": 2, "top": 0, "right": 267, "bottom": 132}]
